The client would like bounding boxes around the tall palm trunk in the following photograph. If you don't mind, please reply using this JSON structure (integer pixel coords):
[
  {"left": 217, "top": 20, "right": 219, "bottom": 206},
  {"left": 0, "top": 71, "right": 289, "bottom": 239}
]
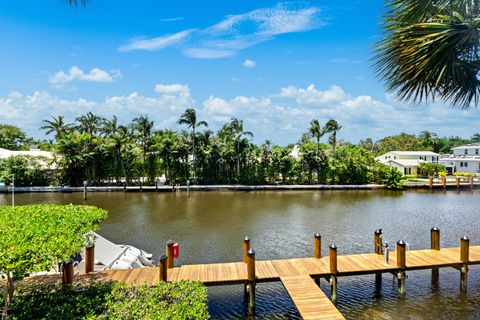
[{"left": 192, "top": 126, "right": 196, "bottom": 180}]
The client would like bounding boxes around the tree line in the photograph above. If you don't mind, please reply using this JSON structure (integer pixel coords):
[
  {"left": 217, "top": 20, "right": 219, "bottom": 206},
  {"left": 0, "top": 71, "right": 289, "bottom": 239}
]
[{"left": 0, "top": 111, "right": 478, "bottom": 187}]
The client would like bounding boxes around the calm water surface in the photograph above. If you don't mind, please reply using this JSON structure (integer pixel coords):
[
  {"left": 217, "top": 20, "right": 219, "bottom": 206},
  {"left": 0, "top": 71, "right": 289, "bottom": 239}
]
[{"left": 2, "top": 189, "right": 480, "bottom": 319}]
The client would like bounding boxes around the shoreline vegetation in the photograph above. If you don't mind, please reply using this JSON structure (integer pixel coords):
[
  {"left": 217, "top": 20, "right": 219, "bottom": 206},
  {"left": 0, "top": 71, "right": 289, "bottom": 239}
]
[{"left": 1, "top": 111, "right": 480, "bottom": 190}]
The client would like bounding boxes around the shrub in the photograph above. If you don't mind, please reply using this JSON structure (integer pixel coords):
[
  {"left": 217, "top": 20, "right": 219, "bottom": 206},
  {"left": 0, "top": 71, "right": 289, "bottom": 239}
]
[
  {"left": 383, "top": 167, "right": 403, "bottom": 190},
  {"left": 0, "top": 155, "right": 51, "bottom": 186},
  {"left": 417, "top": 162, "right": 446, "bottom": 177},
  {"left": 438, "top": 171, "right": 447, "bottom": 177},
  {"left": 0, "top": 205, "right": 108, "bottom": 316},
  {"left": 1, "top": 281, "right": 209, "bottom": 320}
]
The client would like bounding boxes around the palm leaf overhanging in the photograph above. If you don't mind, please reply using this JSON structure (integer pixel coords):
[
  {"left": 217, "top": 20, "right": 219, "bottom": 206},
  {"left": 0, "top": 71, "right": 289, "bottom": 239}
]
[{"left": 374, "top": 0, "right": 480, "bottom": 109}]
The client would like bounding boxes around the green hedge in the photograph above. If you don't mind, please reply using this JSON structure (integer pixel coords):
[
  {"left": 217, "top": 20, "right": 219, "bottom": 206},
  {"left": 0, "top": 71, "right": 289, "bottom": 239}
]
[{"left": 3, "top": 281, "right": 209, "bottom": 320}]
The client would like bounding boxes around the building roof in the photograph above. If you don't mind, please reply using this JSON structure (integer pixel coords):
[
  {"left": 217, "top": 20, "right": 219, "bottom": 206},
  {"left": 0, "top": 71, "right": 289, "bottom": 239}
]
[
  {"left": 387, "top": 151, "right": 439, "bottom": 156},
  {"left": 452, "top": 143, "right": 480, "bottom": 149},
  {"left": 388, "top": 159, "right": 425, "bottom": 167},
  {"left": 0, "top": 147, "right": 54, "bottom": 159}
]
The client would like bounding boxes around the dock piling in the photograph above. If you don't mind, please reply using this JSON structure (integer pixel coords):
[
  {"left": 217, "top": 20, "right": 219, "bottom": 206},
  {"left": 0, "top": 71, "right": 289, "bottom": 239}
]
[
  {"left": 166, "top": 240, "right": 175, "bottom": 269},
  {"left": 374, "top": 229, "right": 383, "bottom": 287},
  {"left": 247, "top": 248, "right": 256, "bottom": 315},
  {"left": 83, "top": 181, "right": 88, "bottom": 200},
  {"left": 460, "top": 236, "right": 469, "bottom": 291},
  {"left": 430, "top": 227, "right": 440, "bottom": 288},
  {"left": 396, "top": 240, "right": 406, "bottom": 296},
  {"left": 329, "top": 242, "right": 338, "bottom": 304},
  {"left": 243, "top": 237, "right": 250, "bottom": 263},
  {"left": 314, "top": 233, "right": 321, "bottom": 259},
  {"left": 62, "top": 261, "right": 74, "bottom": 285},
  {"left": 85, "top": 245, "right": 95, "bottom": 273},
  {"left": 429, "top": 177, "right": 433, "bottom": 188},
  {"left": 469, "top": 176, "right": 474, "bottom": 189},
  {"left": 159, "top": 254, "right": 168, "bottom": 282},
  {"left": 456, "top": 177, "right": 460, "bottom": 189}
]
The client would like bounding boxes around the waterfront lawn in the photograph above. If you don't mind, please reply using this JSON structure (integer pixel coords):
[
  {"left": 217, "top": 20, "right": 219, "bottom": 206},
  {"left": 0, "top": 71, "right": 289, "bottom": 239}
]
[{"left": 2, "top": 281, "right": 209, "bottom": 319}]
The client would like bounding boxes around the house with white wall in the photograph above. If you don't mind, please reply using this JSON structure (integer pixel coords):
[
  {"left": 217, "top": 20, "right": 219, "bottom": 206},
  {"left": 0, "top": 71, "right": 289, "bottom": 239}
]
[
  {"left": 375, "top": 151, "right": 440, "bottom": 175},
  {"left": 439, "top": 143, "right": 480, "bottom": 174}
]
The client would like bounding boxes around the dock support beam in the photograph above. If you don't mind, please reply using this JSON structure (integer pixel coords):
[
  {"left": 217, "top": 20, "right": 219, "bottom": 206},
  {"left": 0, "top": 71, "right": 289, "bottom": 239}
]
[
  {"left": 329, "top": 242, "right": 338, "bottom": 304},
  {"left": 247, "top": 249, "right": 256, "bottom": 316},
  {"left": 166, "top": 240, "right": 175, "bottom": 269},
  {"left": 159, "top": 254, "right": 168, "bottom": 282},
  {"left": 243, "top": 236, "right": 251, "bottom": 296},
  {"left": 374, "top": 229, "right": 383, "bottom": 287},
  {"left": 429, "top": 177, "right": 433, "bottom": 188},
  {"left": 431, "top": 227, "right": 440, "bottom": 289},
  {"left": 314, "top": 233, "right": 321, "bottom": 259},
  {"left": 460, "top": 236, "right": 469, "bottom": 292},
  {"left": 396, "top": 240, "right": 406, "bottom": 296},
  {"left": 85, "top": 245, "right": 95, "bottom": 273},
  {"left": 470, "top": 176, "right": 474, "bottom": 189}
]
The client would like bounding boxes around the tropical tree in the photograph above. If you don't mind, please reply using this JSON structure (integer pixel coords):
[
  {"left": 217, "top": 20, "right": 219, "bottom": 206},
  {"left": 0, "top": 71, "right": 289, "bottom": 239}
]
[
  {"left": 0, "top": 125, "right": 27, "bottom": 150},
  {"left": 418, "top": 130, "right": 438, "bottom": 150},
  {"left": 131, "top": 115, "right": 154, "bottom": 184},
  {"left": 75, "top": 112, "right": 104, "bottom": 138},
  {"left": 178, "top": 108, "right": 208, "bottom": 180},
  {"left": 471, "top": 133, "right": 480, "bottom": 143},
  {"left": 308, "top": 119, "right": 326, "bottom": 183},
  {"left": 324, "top": 119, "right": 342, "bottom": 153},
  {"left": 40, "top": 116, "right": 71, "bottom": 139},
  {"left": 228, "top": 118, "right": 254, "bottom": 179},
  {"left": 374, "top": 0, "right": 480, "bottom": 108}
]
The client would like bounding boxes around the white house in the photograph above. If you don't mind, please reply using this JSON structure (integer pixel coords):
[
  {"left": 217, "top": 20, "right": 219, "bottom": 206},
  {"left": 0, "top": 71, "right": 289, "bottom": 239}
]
[
  {"left": 439, "top": 143, "right": 480, "bottom": 174},
  {"left": 0, "top": 146, "right": 56, "bottom": 169},
  {"left": 376, "top": 151, "right": 440, "bottom": 175}
]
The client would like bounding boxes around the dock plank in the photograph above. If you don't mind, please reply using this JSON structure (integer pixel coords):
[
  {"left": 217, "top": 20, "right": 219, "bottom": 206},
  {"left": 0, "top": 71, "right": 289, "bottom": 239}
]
[{"left": 281, "top": 275, "right": 345, "bottom": 320}]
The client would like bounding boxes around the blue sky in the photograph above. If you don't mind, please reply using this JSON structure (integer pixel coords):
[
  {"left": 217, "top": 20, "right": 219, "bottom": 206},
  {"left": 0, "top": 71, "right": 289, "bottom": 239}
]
[{"left": 0, "top": 0, "right": 478, "bottom": 144}]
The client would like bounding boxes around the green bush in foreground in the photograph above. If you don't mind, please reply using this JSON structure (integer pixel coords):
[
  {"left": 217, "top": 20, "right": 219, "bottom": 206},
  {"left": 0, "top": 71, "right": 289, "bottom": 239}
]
[
  {"left": 383, "top": 167, "right": 403, "bottom": 190},
  {"left": 2, "top": 281, "right": 209, "bottom": 320},
  {"left": 0, "top": 205, "right": 108, "bottom": 316}
]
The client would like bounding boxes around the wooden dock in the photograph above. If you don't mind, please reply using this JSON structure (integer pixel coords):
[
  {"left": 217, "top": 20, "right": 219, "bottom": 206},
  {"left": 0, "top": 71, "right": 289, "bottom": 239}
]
[{"left": 52, "top": 229, "right": 478, "bottom": 319}]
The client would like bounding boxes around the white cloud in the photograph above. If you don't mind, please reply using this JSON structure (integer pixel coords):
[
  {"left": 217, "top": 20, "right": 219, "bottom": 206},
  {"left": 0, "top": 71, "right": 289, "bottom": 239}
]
[
  {"left": 158, "top": 17, "right": 184, "bottom": 22},
  {"left": 243, "top": 59, "right": 256, "bottom": 68},
  {"left": 183, "top": 48, "right": 234, "bottom": 59},
  {"left": 3, "top": 84, "right": 480, "bottom": 145},
  {"left": 49, "top": 66, "right": 121, "bottom": 87},
  {"left": 119, "top": 29, "right": 195, "bottom": 52},
  {"left": 118, "top": 3, "right": 323, "bottom": 59},
  {"left": 155, "top": 84, "right": 190, "bottom": 96}
]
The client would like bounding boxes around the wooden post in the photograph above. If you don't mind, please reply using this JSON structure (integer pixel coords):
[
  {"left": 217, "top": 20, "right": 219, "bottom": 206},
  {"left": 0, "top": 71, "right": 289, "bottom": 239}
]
[
  {"left": 62, "top": 261, "right": 74, "bottom": 285},
  {"left": 83, "top": 181, "right": 88, "bottom": 200},
  {"left": 442, "top": 176, "right": 446, "bottom": 188},
  {"left": 159, "top": 253, "right": 168, "bottom": 282},
  {"left": 85, "top": 245, "right": 95, "bottom": 273},
  {"left": 247, "top": 248, "right": 256, "bottom": 315},
  {"left": 460, "top": 236, "right": 469, "bottom": 291},
  {"left": 429, "top": 177, "right": 433, "bottom": 188},
  {"left": 374, "top": 229, "right": 383, "bottom": 254},
  {"left": 155, "top": 180, "right": 158, "bottom": 192},
  {"left": 374, "top": 229, "right": 383, "bottom": 287},
  {"left": 243, "top": 236, "right": 250, "bottom": 263},
  {"left": 396, "top": 240, "right": 406, "bottom": 296},
  {"left": 314, "top": 233, "right": 321, "bottom": 259},
  {"left": 469, "top": 176, "right": 474, "bottom": 189},
  {"left": 166, "top": 240, "right": 175, "bottom": 269},
  {"left": 329, "top": 242, "right": 338, "bottom": 304},
  {"left": 431, "top": 227, "right": 440, "bottom": 250},
  {"left": 456, "top": 177, "right": 460, "bottom": 189},
  {"left": 430, "top": 227, "right": 440, "bottom": 289}
]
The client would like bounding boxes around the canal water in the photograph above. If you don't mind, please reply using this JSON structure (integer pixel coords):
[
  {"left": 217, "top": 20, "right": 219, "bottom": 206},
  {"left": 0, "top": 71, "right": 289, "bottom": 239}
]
[{"left": 2, "top": 189, "right": 480, "bottom": 319}]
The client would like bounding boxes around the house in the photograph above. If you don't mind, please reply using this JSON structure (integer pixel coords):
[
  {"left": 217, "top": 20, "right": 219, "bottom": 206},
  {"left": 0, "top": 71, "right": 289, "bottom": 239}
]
[
  {"left": 375, "top": 151, "right": 440, "bottom": 175},
  {"left": 439, "top": 143, "right": 480, "bottom": 174},
  {"left": 0, "top": 146, "right": 56, "bottom": 169}
]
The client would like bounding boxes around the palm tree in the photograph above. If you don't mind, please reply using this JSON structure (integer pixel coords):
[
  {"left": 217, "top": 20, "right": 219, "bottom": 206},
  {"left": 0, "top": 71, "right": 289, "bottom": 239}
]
[
  {"left": 178, "top": 108, "right": 208, "bottom": 180},
  {"left": 419, "top": 130, "right": 437, "bottom": 150},
  {"left": 308, "top": 119, "right": 325, "bottom": 183},
  {"left": 374, "top": 1, "right": 480, "bottom": 108},
  {"left": 229, "top": 118, "right": 254, "bottom": 179},
  {"left": 471, "top": 133, "right": 480, "bottom": 143},
  {"left": 131, "top": 115, "right": 154, "bottom": 184},
  {"left": 75, "top": 112, "right": 104, "bottom": 138},
  {"left": 324, "top": 119, "right": 342, "bottom": 153},
  {"left": 40, "top": 115, "right": 71, "bottom": 139}
]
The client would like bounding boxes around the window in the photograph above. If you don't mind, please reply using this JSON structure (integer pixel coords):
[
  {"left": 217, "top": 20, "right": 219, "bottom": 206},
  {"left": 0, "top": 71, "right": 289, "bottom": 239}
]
[
  {"left": 476, "top": 149, "right": 479, "bottom": 155},
  {"left": 465, "top": 149, "right": 468, "bottom": 155}
]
